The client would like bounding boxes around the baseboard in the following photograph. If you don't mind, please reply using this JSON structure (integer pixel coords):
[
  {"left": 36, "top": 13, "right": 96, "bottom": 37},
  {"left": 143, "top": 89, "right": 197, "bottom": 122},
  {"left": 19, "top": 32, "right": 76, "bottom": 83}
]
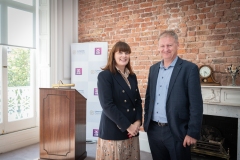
[
  {"left": 0, "top": 127, "right": 39, "bottom": 153},
  {"left": 139, "top": 131, "right": 151, "bottom": 153}
]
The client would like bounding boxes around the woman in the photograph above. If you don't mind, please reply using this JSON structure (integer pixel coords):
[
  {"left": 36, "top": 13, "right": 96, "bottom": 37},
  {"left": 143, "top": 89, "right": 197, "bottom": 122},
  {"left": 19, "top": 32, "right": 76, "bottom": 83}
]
[{"left": 96, "top": 41, "right": 142, "bottom": 160}]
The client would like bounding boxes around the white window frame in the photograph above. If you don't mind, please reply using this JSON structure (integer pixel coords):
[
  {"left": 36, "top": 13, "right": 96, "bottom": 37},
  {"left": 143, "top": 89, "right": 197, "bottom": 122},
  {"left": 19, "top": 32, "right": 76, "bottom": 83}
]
[
  {"left": 0, "top": 0, "right": 36, "bottom": 48},
  {"left": 0, "top": 46, "right": 37, "bottom": 134}
]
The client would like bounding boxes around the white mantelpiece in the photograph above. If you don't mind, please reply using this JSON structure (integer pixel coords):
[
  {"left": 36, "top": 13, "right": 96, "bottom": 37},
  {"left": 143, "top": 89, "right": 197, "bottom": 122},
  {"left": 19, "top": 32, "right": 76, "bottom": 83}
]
[
  {"left": 201, "top": 86, "right": 240, "bottom": 107},
  {"left": 139, "top": 86, "right": 240, "bottom": 160}
]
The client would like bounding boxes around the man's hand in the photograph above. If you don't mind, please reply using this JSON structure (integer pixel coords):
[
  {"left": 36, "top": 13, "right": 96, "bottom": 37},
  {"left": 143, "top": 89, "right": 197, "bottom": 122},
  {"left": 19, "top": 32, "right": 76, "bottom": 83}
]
[{"left": 183, "top": 135, "right": 197, "bottom": 147}]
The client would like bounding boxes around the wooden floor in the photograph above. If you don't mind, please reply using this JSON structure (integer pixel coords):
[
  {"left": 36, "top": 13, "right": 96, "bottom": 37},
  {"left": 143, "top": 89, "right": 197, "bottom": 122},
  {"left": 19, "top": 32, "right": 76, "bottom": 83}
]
[
  {"left": 0, "top": 142, "right": 226, "bottom": 160},
  {"left": 0, "top": 142, "right": 152, "bottom": 160}
]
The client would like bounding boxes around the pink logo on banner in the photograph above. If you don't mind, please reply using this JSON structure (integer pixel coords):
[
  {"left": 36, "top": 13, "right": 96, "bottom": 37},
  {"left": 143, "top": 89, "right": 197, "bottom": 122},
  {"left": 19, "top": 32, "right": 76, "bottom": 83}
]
[
  {"left": 93, "top": 129, "right": 99, "bottom": 137},
  {"left": 94, "top": 88, "right": 98, "bottom": 95},
  {"left": 75, "top": 68, "right": 82, "bottom": 75},
  {"left": 95, "top": 48, "right": 101, "bottom": 55}
]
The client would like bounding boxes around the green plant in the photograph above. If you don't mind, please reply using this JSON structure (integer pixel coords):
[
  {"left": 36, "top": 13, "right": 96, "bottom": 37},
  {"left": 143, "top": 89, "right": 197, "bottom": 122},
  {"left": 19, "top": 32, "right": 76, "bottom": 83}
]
[{"left": 7, "top": 48, "right": 30, "bottom": 87}]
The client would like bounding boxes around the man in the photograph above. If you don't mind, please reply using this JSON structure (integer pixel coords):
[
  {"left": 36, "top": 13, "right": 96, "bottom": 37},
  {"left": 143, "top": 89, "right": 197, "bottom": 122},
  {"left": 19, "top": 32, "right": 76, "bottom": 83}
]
[{"left": 144, "top": 30, "right": 203, "bottom": 160}]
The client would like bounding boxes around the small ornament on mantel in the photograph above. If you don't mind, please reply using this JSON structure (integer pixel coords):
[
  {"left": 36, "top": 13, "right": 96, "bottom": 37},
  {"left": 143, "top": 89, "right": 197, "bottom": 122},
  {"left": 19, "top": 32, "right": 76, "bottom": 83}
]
[{"left": 225, "top": 64, "right": 240, "bottom": 86}]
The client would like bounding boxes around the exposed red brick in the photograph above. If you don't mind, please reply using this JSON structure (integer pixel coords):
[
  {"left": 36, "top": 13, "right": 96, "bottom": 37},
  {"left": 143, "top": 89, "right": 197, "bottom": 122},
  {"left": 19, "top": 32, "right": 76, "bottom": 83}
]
[
  {"left": 178, "top": 49, "right": 186, "bottom": 54},
  {"left": 185, "top": 9, "right": 200, "bottom": 15},
  {"left": 170, "top": 8, "right": 180, "bottom": 13},
  {"left": 206, "top": 12, "right": 215, "bottom": 18},
  {"left": 207, "top": 35, "right": 225, "bottom": 41},
  {"left": 186, "top": 37, "right": 196, "bottom": 42},
  {"left": 199, "top": 47, "right": 216, "bottom": 53},
  {"left": 189, "top": 15, "right": 197, "bottom": 21},
  {"left": 200, "top": 7, "right": 212, "bottom": 13},
  {"left": 208, "top": 24, "right": 216, "bottom": 29},
  {"left": 227, "top": 57, "right": 238, "bottom": 63},
  {"left": 163, "top": 3, "right": 178, "bottom": 9},
  {"left": 215, "top": 23, "right": 227, "bottom": 28},
  {"left": 221, "top": 15, "right": 238, "bottom": 22},
  {"left": 225, "top": 33, "right": 240, "bottom": 39},
  {"left": 224, "top": 51, "right": 240, "bottom": 57},
  {"left": 181, "top": 5, "right": 188, "bottom": 11},
  {"left": 188, "top": 31, "right": 196, "bottom": 36},
  {"left": 221, "top": 39, "right": 239, "bottom": 45},
  {"left": 216, "top": 11, "right": 224, "bottom": 16},
  {"left": 198, "top": 2, "right": 206, "bottom": 8},
  {"left": 140, "top": 2, "right": 153, "bottom": 8},
  {"left": 215, "top": 0, "right": 224, "bottom": 4},
  {"left": 179, "top": 0, "right": 194, "bottom": 7},
  {"left": 78, "top": 0, "right": 240, "bottom": 96},
  {"left": 212, "top": 29, "right": 230, "bottom": 35},
  {"left": 196, "top": 30, "right": 211, "bottom": 36},
  {"left": 204, "top": 41, "right": 220, "bottom": 47},
  {"left": 216, "top": 45, "right": 233, "bottom": 51},
  {"left": 153, "top": 1, "right": 165, "bottom": 6},
  {"left": 233, "top": 44, "right": 240, "bottom": 50},
  {"left": 141, "top": 12, "right": 153, "bottom": 18},
  {"left": 198, "top": 14, "right": 206, "bottom": 20},
  {"left": 207, "top": 1, "right": 215, "bottom": 6},
  {"left": 196, "top": 35, "right": 208, "bottom": 41},
  {"left": 212, "top": 58, "right": 227, "bottom": 64},
  {"left": 186, "top": 20, "right": 203, "bottom": 26},
  {"left": 182, "top": 53, "right": 197, "bottom": 59},
  {"left": 213, "top": 3, "right": 231, "bottom": 11},
  {"left": 198, "top": 25, "right": 207, "bottom": 30},
  {"left": 224, "top": 10, "right": 235, "bottom": 16},
  {"left": 205, "top": 17, "right": 221, "bottom": 24},
  {"left": 190, "top": 48, "right": 199, "bottom": 54},
  {"left": 187, "top": 42, "right": 204, "bottom": 48},
  {"left": 231, "top": 1, "right": 240, "bottom": 8},
  {"left": 227, "top": 20, "right": 240, "bottom": 28},
  {"left": 189, "top": 4, "right": 197, "bottom": 9},
  {"left": 198, "top": 54, "right": 206, "bottom": 59}
]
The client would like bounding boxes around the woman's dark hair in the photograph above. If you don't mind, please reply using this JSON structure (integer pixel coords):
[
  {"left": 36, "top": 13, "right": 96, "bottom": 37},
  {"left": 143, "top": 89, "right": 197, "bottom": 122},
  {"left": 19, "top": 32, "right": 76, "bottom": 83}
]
[{"left": 102, "top": 41, "right": 134, "bottom": 74}]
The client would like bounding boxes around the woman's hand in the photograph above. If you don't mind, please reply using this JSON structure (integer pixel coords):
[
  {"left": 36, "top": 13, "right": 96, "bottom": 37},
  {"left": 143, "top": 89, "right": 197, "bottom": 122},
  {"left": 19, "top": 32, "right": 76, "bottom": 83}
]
[
  {"left": 133, "top": 120, "right": 141, "bottom": 128},
  {"left": 127, "top": 120, "right": 141, "bottom": 138}
]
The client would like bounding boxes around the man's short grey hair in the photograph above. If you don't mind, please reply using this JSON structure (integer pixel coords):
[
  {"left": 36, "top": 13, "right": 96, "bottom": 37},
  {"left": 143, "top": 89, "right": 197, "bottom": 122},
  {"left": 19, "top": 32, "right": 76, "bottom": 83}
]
[{"left": 158, "top": 30, "right": 178, "bottom": 42}]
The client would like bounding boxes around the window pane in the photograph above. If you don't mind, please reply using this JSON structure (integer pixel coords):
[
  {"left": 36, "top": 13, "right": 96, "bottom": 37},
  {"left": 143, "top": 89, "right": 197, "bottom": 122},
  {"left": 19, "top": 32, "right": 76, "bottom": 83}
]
[
  {"left": 0, "top": 4, "right": 2, "bottom": 44},
  {"left": 13, "top": 0, "right": 33, "bottom": 6},
  {"left": 7, "top": 47, "right": 33, "bottom": 122},
  {"left": 0, "top": 50, "right": 2, "bottom": 124},
  {"left": 8, "top": 7, "right": 33, "bottom": 48}
]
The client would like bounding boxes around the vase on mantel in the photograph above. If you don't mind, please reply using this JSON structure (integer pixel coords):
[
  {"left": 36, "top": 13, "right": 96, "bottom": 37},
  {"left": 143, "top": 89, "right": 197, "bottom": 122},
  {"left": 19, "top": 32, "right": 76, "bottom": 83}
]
[
  {"left": 225, "top": 64, "right": 240, "bottom": 86},
  {"left": 231, "top": 73, "right": 237, "bottom": 86}
]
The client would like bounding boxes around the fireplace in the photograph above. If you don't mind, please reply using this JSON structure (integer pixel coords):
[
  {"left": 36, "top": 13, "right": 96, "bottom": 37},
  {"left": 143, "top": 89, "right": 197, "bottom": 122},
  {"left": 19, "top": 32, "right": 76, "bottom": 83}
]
[
  {"left": 200, "top": 86, "right": 240, "bottom": 160},
  {"left": 191, "top": 115, "right": 238, "bottom": 160}
]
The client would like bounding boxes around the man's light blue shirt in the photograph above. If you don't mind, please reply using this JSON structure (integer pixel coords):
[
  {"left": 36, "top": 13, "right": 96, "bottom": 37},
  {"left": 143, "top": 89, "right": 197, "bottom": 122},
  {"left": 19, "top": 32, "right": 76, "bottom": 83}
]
[{"left": 152, "top": 56, "right": 178, "bottom": 123}]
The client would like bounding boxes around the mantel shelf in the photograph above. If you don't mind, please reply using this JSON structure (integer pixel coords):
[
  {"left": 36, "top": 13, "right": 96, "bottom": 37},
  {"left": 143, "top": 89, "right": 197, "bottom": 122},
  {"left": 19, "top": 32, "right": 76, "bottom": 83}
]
[
  {"left": 201, "top": 86, "right": 240, "bottom": 107},
  {"left": 201, "top": 86, "right": 240, "bottom": 89}
]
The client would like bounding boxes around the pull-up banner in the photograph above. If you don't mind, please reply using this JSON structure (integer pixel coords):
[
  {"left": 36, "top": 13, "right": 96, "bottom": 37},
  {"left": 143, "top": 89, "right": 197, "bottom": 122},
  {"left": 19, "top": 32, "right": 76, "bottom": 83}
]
[{"left": 71, "top": 42, "right": 108, "bottom": 141}]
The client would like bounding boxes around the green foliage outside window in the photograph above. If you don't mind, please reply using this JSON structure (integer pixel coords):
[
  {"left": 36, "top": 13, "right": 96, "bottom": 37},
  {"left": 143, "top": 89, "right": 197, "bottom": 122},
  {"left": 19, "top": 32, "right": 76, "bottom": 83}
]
[{"left": 7, "top": 48, "right": 30, "bottom": 87}]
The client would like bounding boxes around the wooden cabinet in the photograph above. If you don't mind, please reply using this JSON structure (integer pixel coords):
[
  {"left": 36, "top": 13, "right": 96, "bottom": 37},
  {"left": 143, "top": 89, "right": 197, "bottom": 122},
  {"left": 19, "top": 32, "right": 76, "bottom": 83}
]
[{"left": 39, "top": 88, "right": 87, "bottom": 160}]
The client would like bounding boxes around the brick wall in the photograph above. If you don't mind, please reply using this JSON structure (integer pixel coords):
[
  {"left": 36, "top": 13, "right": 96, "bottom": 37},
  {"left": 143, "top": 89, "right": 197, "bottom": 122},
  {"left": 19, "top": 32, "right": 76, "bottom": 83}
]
[{"left": 78, "top": 0, "right": 240, "bottom": 100}]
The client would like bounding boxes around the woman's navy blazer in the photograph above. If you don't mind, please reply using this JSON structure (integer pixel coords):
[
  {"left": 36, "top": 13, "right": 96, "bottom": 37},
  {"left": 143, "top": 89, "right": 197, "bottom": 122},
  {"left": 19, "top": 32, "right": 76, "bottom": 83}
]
[{"left": 97, "top": 70, "right": 142, "bottom": 140}]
